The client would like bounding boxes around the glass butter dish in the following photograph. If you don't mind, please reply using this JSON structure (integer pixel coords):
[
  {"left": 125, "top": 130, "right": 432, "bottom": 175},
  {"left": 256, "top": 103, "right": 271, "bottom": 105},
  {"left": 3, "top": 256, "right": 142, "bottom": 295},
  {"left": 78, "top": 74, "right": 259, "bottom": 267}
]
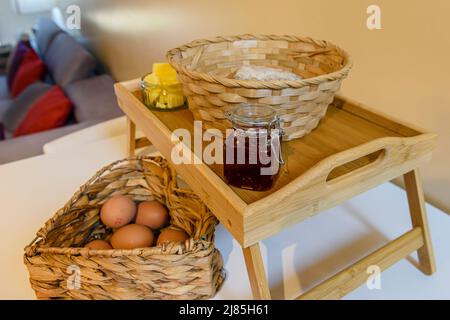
[{"left": 141, "top": 63, "right": 186, "bottom": 111}]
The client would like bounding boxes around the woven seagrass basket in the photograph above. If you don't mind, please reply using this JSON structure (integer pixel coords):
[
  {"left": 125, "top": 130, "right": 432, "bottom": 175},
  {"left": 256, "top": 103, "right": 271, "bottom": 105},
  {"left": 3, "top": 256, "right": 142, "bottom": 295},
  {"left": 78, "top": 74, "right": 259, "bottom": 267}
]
[
  {"left": 24, "top": 156, "right": 224, "bottom": 300},
  {"left": 167, "top": 34, "right": 352, "bottom": 140}
]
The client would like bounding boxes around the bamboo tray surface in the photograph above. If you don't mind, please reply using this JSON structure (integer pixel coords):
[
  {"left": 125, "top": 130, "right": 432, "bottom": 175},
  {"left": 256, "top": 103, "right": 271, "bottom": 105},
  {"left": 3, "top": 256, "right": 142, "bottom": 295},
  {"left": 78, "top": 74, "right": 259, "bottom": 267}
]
[
  {"left": 115, "top": 79, "right": 436, "bottom": 247},
  {"left": 147, "top": 97, "right": 404, "bottom": 204}
]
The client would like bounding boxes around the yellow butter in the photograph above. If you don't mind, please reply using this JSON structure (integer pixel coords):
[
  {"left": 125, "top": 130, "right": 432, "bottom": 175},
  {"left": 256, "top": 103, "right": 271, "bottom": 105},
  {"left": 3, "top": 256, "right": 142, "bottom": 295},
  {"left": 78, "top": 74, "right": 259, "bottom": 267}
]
[
  {"left": 141, "top": 63, "right": 185, "bottom": 110},
  {"left": 153, "top": 63, "right": 176, "bottom": 77},
  {"left": 153, "top": 63, "right": 179, "bottom": 85},
  {"left": 144, "top": 73, "right": 160, "bottom": 85}
]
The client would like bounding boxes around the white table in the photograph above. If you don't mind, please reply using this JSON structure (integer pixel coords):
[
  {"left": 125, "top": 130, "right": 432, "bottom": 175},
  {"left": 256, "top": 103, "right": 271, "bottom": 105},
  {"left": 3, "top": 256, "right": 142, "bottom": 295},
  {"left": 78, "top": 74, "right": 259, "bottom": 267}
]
[
  {"left": 1, "top": 135, "right": 449, "bottom": 300},
  {"left": 43, "top": 117, "right": 127, "bottom": 154}
]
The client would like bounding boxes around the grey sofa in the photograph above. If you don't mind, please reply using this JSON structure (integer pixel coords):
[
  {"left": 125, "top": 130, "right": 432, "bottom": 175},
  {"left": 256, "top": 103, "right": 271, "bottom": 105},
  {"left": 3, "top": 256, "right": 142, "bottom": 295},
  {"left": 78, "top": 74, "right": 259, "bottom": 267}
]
[{"left": 0, "top": 18, "right": 123, "bottom": 164}]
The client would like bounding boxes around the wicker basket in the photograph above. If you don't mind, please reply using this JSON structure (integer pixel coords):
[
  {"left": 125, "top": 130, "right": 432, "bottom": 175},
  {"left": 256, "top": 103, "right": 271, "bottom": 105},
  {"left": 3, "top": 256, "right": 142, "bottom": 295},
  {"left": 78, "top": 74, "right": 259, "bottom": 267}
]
[
  {"left": 24, "top": 156, "right": 224, "bottom": 300},
  {"left": 167, "top": 34, "right": 352, "bottom": 140}
]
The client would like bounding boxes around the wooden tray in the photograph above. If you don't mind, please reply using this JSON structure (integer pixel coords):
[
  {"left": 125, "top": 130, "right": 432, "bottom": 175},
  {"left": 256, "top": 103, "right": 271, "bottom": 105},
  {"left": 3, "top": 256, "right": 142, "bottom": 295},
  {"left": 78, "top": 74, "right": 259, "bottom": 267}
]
[
  {"left": 115, "top": 79, "right": 437, "bottom": 299},
  {"left": 115, "top": 79, "right": 436, "bottom": 247}
]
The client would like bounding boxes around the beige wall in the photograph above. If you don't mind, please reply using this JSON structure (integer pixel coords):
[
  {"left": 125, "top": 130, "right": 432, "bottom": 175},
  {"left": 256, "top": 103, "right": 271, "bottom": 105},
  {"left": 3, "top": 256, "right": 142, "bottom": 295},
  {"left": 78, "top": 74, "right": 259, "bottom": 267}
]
[{"left": 59, "top": 0, "right": 449, "bottom": 212}]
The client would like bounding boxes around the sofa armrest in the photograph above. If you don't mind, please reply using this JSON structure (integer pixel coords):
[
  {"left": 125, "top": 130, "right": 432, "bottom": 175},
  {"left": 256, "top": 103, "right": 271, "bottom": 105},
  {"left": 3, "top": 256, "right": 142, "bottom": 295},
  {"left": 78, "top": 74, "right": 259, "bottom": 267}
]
[{"left": 0, "top": 121, "right": 97, "bottom": 165}]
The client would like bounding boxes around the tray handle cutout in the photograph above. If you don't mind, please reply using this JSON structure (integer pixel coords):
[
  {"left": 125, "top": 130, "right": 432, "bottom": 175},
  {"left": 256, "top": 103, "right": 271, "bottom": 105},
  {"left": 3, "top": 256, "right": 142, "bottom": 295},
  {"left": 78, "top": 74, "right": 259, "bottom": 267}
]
[{"left": 326, "top": 149, "right": 386, "bottom": 183}]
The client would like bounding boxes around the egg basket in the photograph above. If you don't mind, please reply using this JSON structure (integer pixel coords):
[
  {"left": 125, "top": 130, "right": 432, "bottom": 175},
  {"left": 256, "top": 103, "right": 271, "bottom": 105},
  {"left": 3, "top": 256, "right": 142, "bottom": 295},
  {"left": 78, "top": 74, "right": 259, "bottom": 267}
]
[
  {"left": 167, "top": 34, "right": 352, "bottom": 140},
  {"left": 24, "top": 156, "right": 224, "bottom": 300}
]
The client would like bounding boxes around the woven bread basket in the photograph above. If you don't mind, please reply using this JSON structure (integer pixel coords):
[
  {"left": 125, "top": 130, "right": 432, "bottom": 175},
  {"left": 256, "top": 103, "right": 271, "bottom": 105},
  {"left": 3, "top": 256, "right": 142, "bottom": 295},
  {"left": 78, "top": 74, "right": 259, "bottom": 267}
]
[
  {"left": 24, "top": 156, "right": 224, "bottom": 300},
  {"left": 167, "top": 34, "right": 352, "bottom": 140}
]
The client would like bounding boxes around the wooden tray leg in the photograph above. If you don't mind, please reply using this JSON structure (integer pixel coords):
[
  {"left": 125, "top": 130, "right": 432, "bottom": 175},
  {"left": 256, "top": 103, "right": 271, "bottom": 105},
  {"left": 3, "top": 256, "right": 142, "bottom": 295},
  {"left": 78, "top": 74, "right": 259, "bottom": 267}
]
[
  {"left": 127, "top": 117, "right": 136, "bottom": 157},
  {"left": 242, "top": 243, "right": 271, "bottom": 300},
  {"left": 404, "top": 169, "right": 436, "bottom": 275}
]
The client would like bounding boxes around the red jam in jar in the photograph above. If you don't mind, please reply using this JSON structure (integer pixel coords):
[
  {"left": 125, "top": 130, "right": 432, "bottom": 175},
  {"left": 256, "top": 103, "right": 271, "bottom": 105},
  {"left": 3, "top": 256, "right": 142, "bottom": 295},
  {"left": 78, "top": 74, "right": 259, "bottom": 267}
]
[{"left": 223, "top": 104, "right": 283, "bottom": 191}]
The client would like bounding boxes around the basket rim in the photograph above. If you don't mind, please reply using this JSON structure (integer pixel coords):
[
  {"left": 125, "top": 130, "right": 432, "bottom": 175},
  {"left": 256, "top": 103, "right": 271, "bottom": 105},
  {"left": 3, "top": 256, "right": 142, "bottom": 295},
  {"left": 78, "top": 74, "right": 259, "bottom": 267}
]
[
  {"left": 25, "top": 237, "right": 216, "bottom": 258},
  {"left": 24, "top": 156, "right": 216, "bottom": 258},
  {"left": 166, "top": 34, "right": 353, "bottom": 89}
]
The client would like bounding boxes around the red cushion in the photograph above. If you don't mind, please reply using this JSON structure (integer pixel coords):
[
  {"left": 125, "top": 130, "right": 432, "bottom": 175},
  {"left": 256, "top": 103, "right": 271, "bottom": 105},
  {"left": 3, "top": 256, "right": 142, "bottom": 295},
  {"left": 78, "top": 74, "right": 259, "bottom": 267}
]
[
  {"left": 6, "top": 40, "right": 31, "bottom": 90},
  {"left": 13, "top": 86, "right": 73, "bottom": 137},
  {"left": 11, "top": 48, "right": 46, "bottom": 98}
]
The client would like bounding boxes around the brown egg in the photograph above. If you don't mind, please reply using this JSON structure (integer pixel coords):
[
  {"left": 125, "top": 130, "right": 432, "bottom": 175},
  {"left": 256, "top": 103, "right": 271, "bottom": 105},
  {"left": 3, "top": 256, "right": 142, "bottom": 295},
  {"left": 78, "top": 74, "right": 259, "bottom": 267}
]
[
  {"left": 84, "top": 240, "right": 112, "bottom": 250},
  {"left": 136, "top": 201, "right": 169, "bottom": 229},
  {"left": 157, "top": 228, "right": 189, "bottom": 246},
  {"left": 110, "top": 224, "right": 154, "bottom": 249},
  {"left": 100, "top": 195, "right": 137, "bottom": 228}
]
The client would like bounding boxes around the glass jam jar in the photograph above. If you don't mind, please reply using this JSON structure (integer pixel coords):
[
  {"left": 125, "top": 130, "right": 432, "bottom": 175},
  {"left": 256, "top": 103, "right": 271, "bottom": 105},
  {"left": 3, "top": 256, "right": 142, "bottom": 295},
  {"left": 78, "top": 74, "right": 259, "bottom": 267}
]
[{"left": 223, "top": 104, "right": 283, "bottom": 191}]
